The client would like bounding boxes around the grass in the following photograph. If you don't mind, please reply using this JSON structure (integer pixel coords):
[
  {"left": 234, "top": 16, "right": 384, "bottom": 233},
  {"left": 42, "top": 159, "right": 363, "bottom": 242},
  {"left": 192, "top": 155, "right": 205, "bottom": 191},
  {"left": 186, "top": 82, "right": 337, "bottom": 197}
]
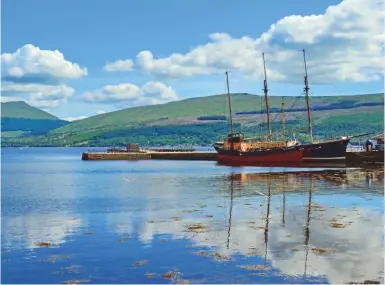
[
  {"left": 2, "top": 92, "right": 383, "bottom": 147},
  {"left": 1, "top": 131, "right": 25, "bottom": 137},
  {"left": 1, "top": 101, "right": 59, "bottom": 120},
  {"left": 51, "top": 93, "right": 384, "bottom": 134}
]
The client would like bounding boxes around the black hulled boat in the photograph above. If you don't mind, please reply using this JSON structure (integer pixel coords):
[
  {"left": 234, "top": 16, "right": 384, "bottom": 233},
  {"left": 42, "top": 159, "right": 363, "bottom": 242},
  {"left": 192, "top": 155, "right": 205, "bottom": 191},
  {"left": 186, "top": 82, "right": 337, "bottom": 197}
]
[{"left": 300, "top": 49, "right": 350, "bottom": 162}]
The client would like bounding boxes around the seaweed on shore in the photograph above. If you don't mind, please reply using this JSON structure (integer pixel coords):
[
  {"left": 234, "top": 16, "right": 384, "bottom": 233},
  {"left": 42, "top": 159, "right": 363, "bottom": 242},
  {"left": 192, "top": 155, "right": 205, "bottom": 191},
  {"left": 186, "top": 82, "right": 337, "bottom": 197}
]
[
  {"left": 132, "top": 259, "right": 148, "bottom": 266},
  {"left": 239, "top": 265, "right": 267, "bottom": 271},
  {"left": 162, "top": 271, "right": 180, "bottom": 280},
  {"left": 34, "top": 242, "right": 53, "bottom": 248}
]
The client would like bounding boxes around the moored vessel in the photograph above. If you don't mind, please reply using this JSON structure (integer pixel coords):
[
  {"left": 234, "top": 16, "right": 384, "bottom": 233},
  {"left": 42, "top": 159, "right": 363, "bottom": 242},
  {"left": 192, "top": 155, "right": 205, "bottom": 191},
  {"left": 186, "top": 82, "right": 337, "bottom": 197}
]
[
  {"left": 299, "top": 49, "right": 350, "bottom": 162},
  {"left": 214, "top": 54, "right": 304, "bottom": 166}
]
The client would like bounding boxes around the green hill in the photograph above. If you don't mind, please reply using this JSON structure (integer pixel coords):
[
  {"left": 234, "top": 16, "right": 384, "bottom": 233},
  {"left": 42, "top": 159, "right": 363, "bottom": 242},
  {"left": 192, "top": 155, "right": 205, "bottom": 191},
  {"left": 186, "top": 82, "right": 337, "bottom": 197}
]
[
  {"left": 1, "top": 101, "right": 59, "bottom": 120},
  {"left": 52, "top": 93, "right": 384, "bottom": 135},
  {"left": 1, "top": 101, "right": 69, "bottom": 137},
  {"left": 1, "top": 93, "right": 384, "bottom": 147}
]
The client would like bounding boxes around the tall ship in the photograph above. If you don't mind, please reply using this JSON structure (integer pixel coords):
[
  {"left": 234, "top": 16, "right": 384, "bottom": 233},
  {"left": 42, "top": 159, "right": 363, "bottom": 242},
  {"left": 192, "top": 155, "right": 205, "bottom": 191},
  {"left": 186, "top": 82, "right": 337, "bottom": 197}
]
[
  {"left": 299, "top": 49, "right": 351, "bottom": 162},
  {"left": 214, "top": 54, "right": 304, "bottom": 165}
]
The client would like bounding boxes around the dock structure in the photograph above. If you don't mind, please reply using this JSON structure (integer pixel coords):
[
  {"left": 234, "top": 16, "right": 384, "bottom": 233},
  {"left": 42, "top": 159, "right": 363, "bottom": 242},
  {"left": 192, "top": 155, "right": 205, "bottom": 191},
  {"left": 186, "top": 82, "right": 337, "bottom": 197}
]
[
  {"left": 81, "top": 152, "right": 151, "bottom": 160},
  {"left": 81, "top": 149, "right": 383, "bottom": 165},
  {"left": 346, "top": 151, "right": 384, "bottom": 165},
  {"left": 82, "top": 151, "right": 217, "bottom": 161}
]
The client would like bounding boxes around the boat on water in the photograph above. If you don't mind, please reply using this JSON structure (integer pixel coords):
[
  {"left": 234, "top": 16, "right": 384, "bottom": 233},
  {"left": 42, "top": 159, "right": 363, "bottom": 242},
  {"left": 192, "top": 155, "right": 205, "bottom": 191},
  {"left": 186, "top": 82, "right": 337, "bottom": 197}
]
[
  {"left": 298, "top": 49, "right": 351, "bottom": 162},
  {"left": 214, "top": 54, "right": 304, "bottom": 165}
]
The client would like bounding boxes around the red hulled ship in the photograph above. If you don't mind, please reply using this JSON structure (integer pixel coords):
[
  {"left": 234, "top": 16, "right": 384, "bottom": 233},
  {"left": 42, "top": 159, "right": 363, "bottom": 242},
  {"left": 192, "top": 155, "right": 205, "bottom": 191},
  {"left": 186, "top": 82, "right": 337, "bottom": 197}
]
[{"left": 214, "top": 54, "right": 304, "bottom": 166}]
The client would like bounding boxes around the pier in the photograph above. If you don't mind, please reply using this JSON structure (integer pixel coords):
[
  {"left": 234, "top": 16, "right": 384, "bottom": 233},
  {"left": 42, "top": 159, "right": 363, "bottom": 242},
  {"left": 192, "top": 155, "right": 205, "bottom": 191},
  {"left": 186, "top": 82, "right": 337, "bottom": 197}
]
[
  {"left": 81, "top": 149, "right": 383, "bottom": 165},
  {"left": 82, "top": 151, "right": 218, "bottom": 161}
]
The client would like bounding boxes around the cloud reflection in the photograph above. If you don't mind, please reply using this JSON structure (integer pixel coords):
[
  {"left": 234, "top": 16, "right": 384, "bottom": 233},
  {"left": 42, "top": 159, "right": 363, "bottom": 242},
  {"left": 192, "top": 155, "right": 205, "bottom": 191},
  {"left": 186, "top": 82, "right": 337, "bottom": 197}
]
[
  {"left": 2, "top": 214, "right": 83, "bottom": 250},
  {"left": 109, "top": 168, "right": 384, "bottom": 284}
]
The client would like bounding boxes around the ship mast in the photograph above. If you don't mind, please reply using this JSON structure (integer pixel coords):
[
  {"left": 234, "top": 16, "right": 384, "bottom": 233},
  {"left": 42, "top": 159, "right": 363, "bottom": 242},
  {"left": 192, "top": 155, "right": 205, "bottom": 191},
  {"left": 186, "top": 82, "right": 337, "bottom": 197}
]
[
  {"left": 281, "top": 97, "right": 286, "bottom": 141},
  {"left": 302, "top": 49, "right": 313, "bottom": 143},
  {"left": 262, "top": 53, "right": 272, "bottom": 140},
  {"left": 225, "top": 71, "right": 234, "bottom": 136}
]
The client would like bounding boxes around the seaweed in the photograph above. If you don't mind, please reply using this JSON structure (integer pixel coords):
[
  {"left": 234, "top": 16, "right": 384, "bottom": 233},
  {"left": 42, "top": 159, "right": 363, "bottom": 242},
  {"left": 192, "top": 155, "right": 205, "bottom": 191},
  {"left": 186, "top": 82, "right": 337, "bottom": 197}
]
[
  {"left": 311, "top": 248, "right": 335, "bottom": 254},
  {"left": 34, "top": 242, "right": 53, "bottom": 247},
  {"left": 132, "top": 259, "right": 148, "bottom": 266},
  {"left": 186, "top": 224, "right": 207, "bottom": 232},
  {"left": 162, "top": 271, "right": 179, "bottom": 280},
  {"left": 239, "top": 265, "right": 267, "bottom": 271},
  {"left": 145, "top": 272, "right": 157, "bottom": 278},
  {"left": 330, "top": 222, "right": 347, "bottom": 228}
]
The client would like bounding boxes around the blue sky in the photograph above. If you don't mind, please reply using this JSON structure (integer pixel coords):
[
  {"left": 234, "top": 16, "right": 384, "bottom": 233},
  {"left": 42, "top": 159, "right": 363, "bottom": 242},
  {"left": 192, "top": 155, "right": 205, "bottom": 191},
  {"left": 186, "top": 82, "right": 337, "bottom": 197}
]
[{"left": 1, "top": 0, "right": 383, "bottom": 120}]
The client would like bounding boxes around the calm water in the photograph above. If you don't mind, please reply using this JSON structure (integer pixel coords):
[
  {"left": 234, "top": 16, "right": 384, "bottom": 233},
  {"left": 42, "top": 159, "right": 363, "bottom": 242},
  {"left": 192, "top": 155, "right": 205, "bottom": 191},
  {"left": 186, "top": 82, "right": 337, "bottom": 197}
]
[{"left": 1, "top": 148, "right": 384, "bottom": 284}]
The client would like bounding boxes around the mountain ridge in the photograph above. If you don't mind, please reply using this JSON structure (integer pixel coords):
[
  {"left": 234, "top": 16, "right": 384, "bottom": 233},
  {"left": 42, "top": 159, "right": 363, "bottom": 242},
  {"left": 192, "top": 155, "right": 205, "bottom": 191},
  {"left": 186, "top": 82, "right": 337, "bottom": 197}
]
[
  {"left": 1, "top": 92, "right": 383, "bottom": 147},
  {"left": 51, "top": 92, "right": 384, "bottom": 134},
  {"left": 1, "top": 101, "right": 60, "bottom": 120}
]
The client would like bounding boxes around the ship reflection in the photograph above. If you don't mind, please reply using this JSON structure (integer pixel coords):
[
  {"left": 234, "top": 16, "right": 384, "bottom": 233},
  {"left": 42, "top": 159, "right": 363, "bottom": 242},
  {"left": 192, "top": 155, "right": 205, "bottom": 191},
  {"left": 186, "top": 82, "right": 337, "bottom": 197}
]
[
  {"left": 217, "top": 161, "right": 348, "bottom": 168},
  {"left": 224, "top": 169, "right": 383, "bottom": 282},
  {"left": 225, "top": 172, "right": 313, "bottom": 273},
  {"left": 226, "top": 167, "right": 384, "bottom": 190}
]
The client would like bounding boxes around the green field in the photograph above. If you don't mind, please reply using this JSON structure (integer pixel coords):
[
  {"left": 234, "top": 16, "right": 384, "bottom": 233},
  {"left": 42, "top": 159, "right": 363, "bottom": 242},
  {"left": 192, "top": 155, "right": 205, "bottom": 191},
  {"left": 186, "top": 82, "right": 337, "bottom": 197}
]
[
  {"left": 1, "top": 93, "right": 384, "bottom": 147},
  {"left": 1, "top": 101, "right": 59, "bottom": 120},
  {"left": 51, "top": 93, "right": 384, "bottom": 134},
  {"left": 1, "top": 131, "right": 26, "bottom": 137}
]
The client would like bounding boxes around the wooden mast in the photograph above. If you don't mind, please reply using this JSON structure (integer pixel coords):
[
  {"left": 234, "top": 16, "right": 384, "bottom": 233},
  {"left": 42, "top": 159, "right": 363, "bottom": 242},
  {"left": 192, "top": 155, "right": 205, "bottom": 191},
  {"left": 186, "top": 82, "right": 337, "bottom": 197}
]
[
  {"left": 262, "top": 53, "right": 272, "bottom": 140},
  {"left": 281, "top": 97, "right": 286, "bottom": 141},
  {"left": 225, "top": 71, "right": 234, "bottom": 136},
  {"left": 302, "top": 49, "right": 313, "bottom": 143}
]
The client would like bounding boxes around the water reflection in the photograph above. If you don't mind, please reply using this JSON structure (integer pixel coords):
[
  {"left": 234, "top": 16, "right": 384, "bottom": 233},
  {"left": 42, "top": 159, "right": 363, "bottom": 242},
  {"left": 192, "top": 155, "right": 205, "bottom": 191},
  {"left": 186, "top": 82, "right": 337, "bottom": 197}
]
[
  {"left": 119, "top": 168, "right": 383, "bottom": 283},
  {"left": 2, "top": 214, "right": 83, "bottom": 250},
  {"left": 2, "top": 166, "right": 383, "bottom": 284}
]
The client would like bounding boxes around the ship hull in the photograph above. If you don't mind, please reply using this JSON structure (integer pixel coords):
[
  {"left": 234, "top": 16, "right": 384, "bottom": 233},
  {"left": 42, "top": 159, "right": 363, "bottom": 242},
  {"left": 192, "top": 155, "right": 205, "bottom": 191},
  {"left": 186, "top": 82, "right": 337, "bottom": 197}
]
[
  {"left": 303, "top": 138, "right": 350, "bottom": 162},
  {"left": 215, "top": 146, "right": 304, "bottom": 165}
]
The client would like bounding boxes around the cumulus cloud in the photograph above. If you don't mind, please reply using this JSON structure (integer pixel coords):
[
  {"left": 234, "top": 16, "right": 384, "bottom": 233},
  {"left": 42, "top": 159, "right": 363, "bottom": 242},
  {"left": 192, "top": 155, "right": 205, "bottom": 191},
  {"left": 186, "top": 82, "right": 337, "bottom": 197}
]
[
  {"left": 1, "top": 82, "right": 75, "bottom": 108},
  {"left": 1, "top": 44, "right": 87, "bottom": 108},
  {"left": 1, "top": 44, "right": 87, "bottom": 85},
  {"left": 83, "top": 81, "right": 179, "bottom": 107},
  {"left": 134, "top": 0, "right": 383, "bottom": 84},
  {"left": 64, "top": 116, "right": 88, "bottom": 122},
  {"left": 104, "top": 59, "right": 134, "bottom": 72}
]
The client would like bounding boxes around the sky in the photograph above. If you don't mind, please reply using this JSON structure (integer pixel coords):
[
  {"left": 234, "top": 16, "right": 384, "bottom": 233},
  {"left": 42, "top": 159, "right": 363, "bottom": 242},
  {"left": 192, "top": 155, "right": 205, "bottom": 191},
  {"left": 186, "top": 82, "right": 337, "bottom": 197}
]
[{"left": 1, "top": 0, "right": 384, "bottom": 121}]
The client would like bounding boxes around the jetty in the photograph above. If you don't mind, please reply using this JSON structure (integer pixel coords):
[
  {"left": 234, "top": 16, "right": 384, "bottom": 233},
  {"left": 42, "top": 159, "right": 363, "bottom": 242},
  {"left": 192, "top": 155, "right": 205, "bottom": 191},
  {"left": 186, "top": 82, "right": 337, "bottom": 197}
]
[
  {"left": 81, "top": 143, "right": 383, "bottom": 165},
  {"left": 82, "top": 150, "right": 217, "bottom": 161}
]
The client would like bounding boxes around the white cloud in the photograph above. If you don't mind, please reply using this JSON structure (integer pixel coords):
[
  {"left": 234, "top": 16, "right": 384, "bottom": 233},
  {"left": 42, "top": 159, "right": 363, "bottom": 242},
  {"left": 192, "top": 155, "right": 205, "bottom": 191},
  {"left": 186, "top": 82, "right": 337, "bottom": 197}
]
[
  {"left": 95, "top": 110, "right": 106, "bottom": 115},
  {"left": 104, "top": 59, "right": 134, "bottom": 72},
  {"left": 83, "top": 81, "right": 179, "bottom": 107},
  {"left": 1, "top": 44, "right": 87, "bottom": 84},
  {"left": 134, "top": 0, "right": 384, "bottom": 84},
  {"left": 1, "top": 96, "right": 24, "bottom": 103},
  {"left": 1, "top": 82, "right": 75, "bottom": 108},
  {"left": 64, "top": 116, "right": 88, "bottom": 122},
  {"left": 1, "top": 44, "right": 87, "bottom": 108}
]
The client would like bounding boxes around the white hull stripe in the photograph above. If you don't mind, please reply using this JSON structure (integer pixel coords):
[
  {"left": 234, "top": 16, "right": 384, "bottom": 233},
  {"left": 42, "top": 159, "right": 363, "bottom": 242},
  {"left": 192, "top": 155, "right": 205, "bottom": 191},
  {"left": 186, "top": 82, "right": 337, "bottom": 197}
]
[{"left": 303, "top": 157, "right": 345, "bottom": 160}]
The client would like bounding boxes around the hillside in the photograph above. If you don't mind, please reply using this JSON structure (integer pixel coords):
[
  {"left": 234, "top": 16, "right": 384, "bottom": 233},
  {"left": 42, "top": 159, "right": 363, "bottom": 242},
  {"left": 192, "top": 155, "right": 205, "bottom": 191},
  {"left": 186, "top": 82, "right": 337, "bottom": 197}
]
[
  {"left": 1, "top": 101, "right": 59, "bottom": 120},
  {"left": 1, "top": 93, "right": 384, "bottom": 147},
  {"left": 53, "top": 93, "right": 384, "bottom": 135},
  {"left": 1, "top": 101, "right": 70, "bottom": 137}
]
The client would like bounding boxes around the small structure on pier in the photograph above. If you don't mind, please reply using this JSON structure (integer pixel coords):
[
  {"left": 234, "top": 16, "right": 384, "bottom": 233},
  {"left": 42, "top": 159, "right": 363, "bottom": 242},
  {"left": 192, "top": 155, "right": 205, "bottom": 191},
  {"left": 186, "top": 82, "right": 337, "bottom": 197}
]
[
  {"left": 372, "top": 134, "right": 384, "bottom": 147},
  {"left": 107, "top": 143, "right": 141, "bottom": 153}
]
